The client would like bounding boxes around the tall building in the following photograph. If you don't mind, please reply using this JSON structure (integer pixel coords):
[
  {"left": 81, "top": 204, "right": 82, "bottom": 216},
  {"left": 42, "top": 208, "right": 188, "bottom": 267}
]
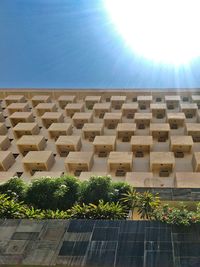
[{"left": 1, "top": 89, "right": 200, "bottom": 191}]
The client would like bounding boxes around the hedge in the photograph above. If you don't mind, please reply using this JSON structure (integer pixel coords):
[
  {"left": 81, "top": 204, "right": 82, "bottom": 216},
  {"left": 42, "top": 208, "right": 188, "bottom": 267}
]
[{"left": 0, "top": 176, "right": 131, "bottom": 210}]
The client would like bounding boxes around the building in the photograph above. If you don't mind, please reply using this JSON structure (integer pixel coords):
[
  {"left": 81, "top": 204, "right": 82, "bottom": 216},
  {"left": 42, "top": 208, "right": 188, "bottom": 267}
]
[{"left": 0, "top": 89, "right": 200, "bottom": 189}]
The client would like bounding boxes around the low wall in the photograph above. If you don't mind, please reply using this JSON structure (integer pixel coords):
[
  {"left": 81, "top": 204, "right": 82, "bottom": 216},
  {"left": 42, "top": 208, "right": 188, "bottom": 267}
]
[
  {"left": 137, "top": 187, "right": 200, "bottom": 201},
  {"left": 0, "top": 219, "right": 199, "bottom": 267}
]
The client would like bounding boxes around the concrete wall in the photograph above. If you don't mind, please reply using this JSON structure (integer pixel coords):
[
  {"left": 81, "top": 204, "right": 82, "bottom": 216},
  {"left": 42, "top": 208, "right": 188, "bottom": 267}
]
[
  {"left": 0, "top": 88, "right": 199, "bottom": 100},
  {"left": 0, "top": 219, "right": 200, "bottom": 266}
]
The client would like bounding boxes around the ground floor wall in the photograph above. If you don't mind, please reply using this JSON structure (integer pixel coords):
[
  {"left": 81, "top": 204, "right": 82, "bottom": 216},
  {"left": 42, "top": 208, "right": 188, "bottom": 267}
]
[{"left": 0, "top": 219, "right": 200, "bottom": 267}]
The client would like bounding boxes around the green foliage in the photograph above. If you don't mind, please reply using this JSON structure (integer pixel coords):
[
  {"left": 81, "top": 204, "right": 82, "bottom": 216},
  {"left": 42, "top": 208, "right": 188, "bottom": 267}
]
[
  {"left": 121, "top": 187, "right": 139, "bottom": 219},
  {"left": 111, "top": 182, "right": 131, "bottom": 204},
  {"left": 25, "top": 177, "right": 58, "bottom": 210},
  {"left": 23, "top": 207, "right": 70, "bottom": 219},
  {"left": 0, "top": 193, "right": 71, "bottom": 219},
  {"left": 0, "top": 194, "right": 26, "bottom": 219},
  {"left": 25, "top": 176, "right": 80, "bottom": 210},
  {"left": 0, "top": 194, "right": 125, "bottom": 220},
  {"left": 196, "top": 202, "right": 200, "bottom": 215},
  {"left": 121, "top": 188, "right": 160, "bottom": 220},
  {"left": 0, "top": 177, "right": 27, "bottom": 201},
  {"left": 22, "top": 206, "right": 45, "bottom": 219},
  {"left": 153, "top": 203, "right": 194, "bottom": 226},
  {"left": 70, "top": 200, "right": 127, "bottom": 220},
  {"left": 79, "top": 176, "right": 113, "bottom": 204},
  {"left": 69, "top": 203, "right": 91, "bottom": 219},
  {"left": 54, "top": 176, "right": 80, "bottom": 210},
  {"left": 2, "top": 176, "right": 200, "bottom": 225},
  {"left": 43, "top": 209, "right": 70, "bottom": 219},
  {"left": 3, "top": 188, "right": 200, "bottom": 225},
  {"left": 137, "top": 191, "right": 160, "bottom": 220}
]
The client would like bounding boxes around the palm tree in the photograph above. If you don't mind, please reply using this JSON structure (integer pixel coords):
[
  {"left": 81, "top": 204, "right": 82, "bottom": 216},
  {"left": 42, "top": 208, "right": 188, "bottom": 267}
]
[
  {"left": 121, "top": 187, "right": 139, "bottom": 220},
  {"left": 137, "top": 191, "right": 160, "bottom": 220}
]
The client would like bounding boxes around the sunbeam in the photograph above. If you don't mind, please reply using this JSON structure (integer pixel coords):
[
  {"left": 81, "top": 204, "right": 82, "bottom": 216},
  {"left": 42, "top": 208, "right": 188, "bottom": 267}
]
[{"left": 104, "top": 0, "right": 200, "bottom": 65}]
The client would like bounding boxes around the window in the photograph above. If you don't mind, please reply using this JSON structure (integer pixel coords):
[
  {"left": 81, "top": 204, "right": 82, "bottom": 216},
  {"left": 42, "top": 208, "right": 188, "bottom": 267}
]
[
  {"left": 168, "top": 104, "right": 174, "bottom": 110},
  {"left": 122, "top": 136, "right": 131, "bottom": 142},
  {"left": 74, "top": 170, "right": 82, "bottom": 176},
  {"left": 174, "top": 151, "right": 184, "bottom": 158},
  {"left": 115, "top": 105, "right": 121, "bottom": 110},
  {"left": 193, "top": 136, "right": 200, "bottom": 142},
  {"left": 127, "top": 113, "right": 134, "bottom": 119},
  {"left": 186, "top": 113, "right": 193, "bottom": 119},
  {"left": 156, "top": 113, "right": 164, "bottom": 119},
  {"left": 138, "top": 123, "right": 145, "bottom": 129},
  {"left": 99, "top": 113, "right": 104, "bottom": 119},
  {"left": 170, "top": 124, "right": 178, "bottom": 129},
  {"left": 140, "top": 105, "right": 146, "bottom": 110},
  {"left": 108, "top": 123, "right": 116, "bottom": 129},
  {"left": 156, "top": 97, "right": 162, "bottom": 102},
  {"left": 159, "top": 170, "right": 169, "bottom": 177},
  {"left": 116, "top": 169, "right": 126, "bottom": 176},
  {"left": 158, "top": 136, "right": 166, "bottom": 142},
  {"left": 98, "top": 151, "right": 107, "bottom": 157},
  {"left": 76, "top": 123, "right": 84, "bottom": 129},
  {"left": 60, "top": 151, "right": 69, "bottom": 157},
  {"left": 182, "top": 97, "right": 189, "bottom": 102},
  {"left": 135, "top": 151, "right": 144, "bottom": 157}
]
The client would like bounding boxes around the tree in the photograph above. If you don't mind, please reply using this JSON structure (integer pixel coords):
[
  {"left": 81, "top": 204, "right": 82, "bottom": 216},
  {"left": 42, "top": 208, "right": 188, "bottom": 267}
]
[
  {"left": 0, "top": 177, "right": 27, "bottom": 201},
  {"left": 25, "top": 176, "right": 80, "bottom": 210},
  {"left": 111, "top": 182, "right": 131, "bottom": 204},
  {"left": 137, "top": 191, "right": 160, "bottom": 220},
  {"left": 120, "top": 187, "right": 139, "bottom": 220},
  {"left": 79, "top": 176, "right": 113, "bottom": 204}
]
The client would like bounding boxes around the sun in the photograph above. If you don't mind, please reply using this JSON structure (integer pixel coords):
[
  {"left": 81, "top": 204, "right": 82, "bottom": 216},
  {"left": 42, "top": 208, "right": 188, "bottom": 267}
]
[{"left": 104, "top": 0, "right": 200, "bottom": 65}]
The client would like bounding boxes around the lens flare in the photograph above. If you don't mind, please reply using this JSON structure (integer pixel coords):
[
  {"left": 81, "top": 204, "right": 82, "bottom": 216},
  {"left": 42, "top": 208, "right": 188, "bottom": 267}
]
[{"left": 104, "top": 0, "right": 200, "bottom": 65}]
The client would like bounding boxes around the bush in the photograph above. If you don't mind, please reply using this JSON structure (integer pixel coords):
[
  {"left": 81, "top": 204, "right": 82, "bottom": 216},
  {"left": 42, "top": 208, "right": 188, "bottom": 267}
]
[
  {"left": 0, "top": 194, "right": 125, "bottom": 220},
  {"left": 43, "top": 209, "right": 70, "bottom": 219},
  {"left": 79, "top": 176, "right": 113, "bottom": 204},
  {"left": 153, "top": 203, "right": 196, "bottom": 226},
  {"left": 3, "top": 189, "right": 200, "bottom": 224},
  {"left": 0, "top": 193, "right": 71, "bottom": 219},
  {"left": 25, "top": 177, "right": 59, "bottom": 210},
  {"left": 25, "top": 176, "right": 80, "bottom": 210},
  {"left": 70, "top": 200, "right": 127, "bottom": 220},
  {"left": 22, "top": 206, "right": 45, "bottom": 219},
  {"left": 0, "top": 177, "right": 27, "bottom": 201},
  {"left": 111, "top": 182, "right": 131, "bottom": 204},
  {"left": 0, "top": 194, "right": 26, "bottom": 219},
  {"left": 54, "top": 176, "right": 80, "bottom": 210},
  {"left": 3, "top": 176, "right": 200, "bottom": 225}
]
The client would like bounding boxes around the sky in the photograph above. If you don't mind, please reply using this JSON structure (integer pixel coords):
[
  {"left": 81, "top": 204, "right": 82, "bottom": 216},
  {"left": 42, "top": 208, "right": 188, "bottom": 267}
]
[{"left": 0, "top": 0, "right": 200, "bottom": 89}]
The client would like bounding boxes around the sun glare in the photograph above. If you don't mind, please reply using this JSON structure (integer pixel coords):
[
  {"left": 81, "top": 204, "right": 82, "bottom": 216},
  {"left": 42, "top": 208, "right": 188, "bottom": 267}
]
[{"left": 104, "top": 0, "right": 200, "bottom": 65}]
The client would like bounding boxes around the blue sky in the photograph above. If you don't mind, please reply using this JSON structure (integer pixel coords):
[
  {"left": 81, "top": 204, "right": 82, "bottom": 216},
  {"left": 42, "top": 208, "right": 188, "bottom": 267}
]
[{"left": 0, "top": 0, "right": 200, "bottom": 89}]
